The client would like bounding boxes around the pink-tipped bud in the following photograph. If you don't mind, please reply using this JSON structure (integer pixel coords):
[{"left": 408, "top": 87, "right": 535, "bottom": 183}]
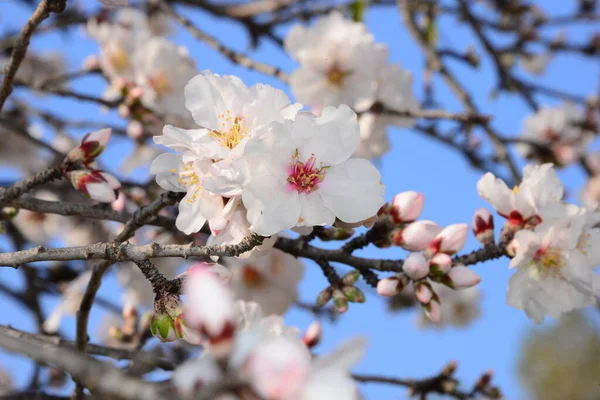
[
  {"left": 397, "top": 220, "right": 443, "bottom": 251},
  {"left": 472, "top": 208, "right": 495, "bottom": 245},
  {"left": 66, "top": 128, "right": 111, "bottom": 165},
  {"left": 316, "top": 287, "right": 333, "bottom": 307},
  {"left": 376, "top": 274, "right": 408, "bottom": 297},
  {"left": 302, "top": 321, "right": 322, "bottom": 348},
  {"left": 415, "top": 281, "right": 433, "bottom": 304},
  {"left": 128, "top": 86, "right": 144, "bottom": 101},
  {"left": 118, "top": 104, "right": 131, "bottom": 118},
  {"left": 126, "top": 120, "right": 144, "bottom": 139},
  {"left": 403, "top": 252, "right": 430, "bottom": 280},
  {"left": 422, "top": 294, "right": 441, "bottom": 322},
  {"left": 429, "top": 253, "right": 452, "bottom": 276},
  {"left": 390, "top": 191, "right": 424, "bottom": 223},
  {"left": 174, "top": 314, "right": 203, "bottom": 345},
  {"left": 446, "top": 266, "right": 481, "bottom": 289},
  {"left": 426, "top": 223, "right": 469, "bottom": 257},
  {"left": 66, "top": 169, "right": 121, "bottom": 203}
]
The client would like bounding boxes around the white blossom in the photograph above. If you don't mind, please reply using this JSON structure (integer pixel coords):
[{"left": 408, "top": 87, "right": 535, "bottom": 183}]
[
  {"left": 242, "top": 105, "right": 385, "bottom": 236},
  {"left": 43, "top": 271, "right": 92, "bottom": 333},
  {"left": 132, "top": 38, "right": 198, "bottom": 116},
  {"left": 517, "top": 104, "right": 590, "bottom": 165},
  {"left": 417, "top": 283, "right": 482, "bottom": 329},
  {"left": 224, "top": 248, "right": 305, "bottom": 316},
  {"left": 506, "top": 204, "right": 600, "bottom": 323},
  {"left": 477, "top": 163, "right": 563, "bottom": 227},
  {"left": 285, "top": 11, "right": 384, "bottom": 111}
]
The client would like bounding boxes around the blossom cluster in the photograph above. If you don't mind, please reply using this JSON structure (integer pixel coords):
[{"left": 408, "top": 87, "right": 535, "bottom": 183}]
[
  {"left": 285, "top": 12, "right": 418, "bottom": 159},
  {"left": 478, "top": 163, "right": 600, "bottom": 323},
  {"left": 152, "top": 265, "right": 364, "bottom": 399},
  {"left": 374, "top": 191, "right": 482, "bottom": 322},
  {"left": 151, "top": 71, "right": 385, "bottom": 244}
]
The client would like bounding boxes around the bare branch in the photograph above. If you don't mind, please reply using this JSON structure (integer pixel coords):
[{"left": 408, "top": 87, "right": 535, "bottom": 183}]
[
  {"left": 0, "top": 167, "right": 63, "bottom": 204},
  {"left": 0, "top": 0, "right": 67, "bottom": 111}
]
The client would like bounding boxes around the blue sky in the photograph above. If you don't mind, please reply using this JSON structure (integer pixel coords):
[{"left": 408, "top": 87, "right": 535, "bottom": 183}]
[{"left": 0, "top": 1, "right": 598, "bottom": 398}]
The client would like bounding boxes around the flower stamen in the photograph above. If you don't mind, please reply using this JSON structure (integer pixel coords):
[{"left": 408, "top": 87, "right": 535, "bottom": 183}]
[{"left": 287, "top": 150, "right": 328, "bottom": 194}]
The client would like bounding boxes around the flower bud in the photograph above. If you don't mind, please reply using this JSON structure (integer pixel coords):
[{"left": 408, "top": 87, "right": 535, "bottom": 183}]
[
  {"left": 397, "top": 220, "right": 443, "bottom": 251},
  {"left": 332, "top": 289, "right": 348, "bottom": 313},
  {"left": 66, "top": 128, "right": 111, "bottom": 165},
  {"left": 316, "top": 227, "right": 355, "bottom": 241},
  {"left": 342, "top": 270, "right": 360, "bottom": 286},
  {"left": 174, "top": 314, "right": 203, "bottom": 345},
  {"left": 422, "top": 293, "right": 441, "bottom": 322},
  {"left": 302, "top": 321, "right": 322, "bottom": 348},
  {"left": 316, "top": 287, "right": 333, "bottom": 307},
  {"left": 342, "top": 286, "right": 365, "bottom": 303},
  {"left": 426, "top": 223, "right": 468, "bottom": 257},
  {"left": 390, "top": 191, "right": 424, "bottom": 223},
  {"left": 403, "top": 252, "right": 430, "bottom": 280},
  {"left": 150, "top": 312, "right": 177, "bottom": 342},
  {"left": 446, "top": 266, "right": 481, "bottom": 289},
  {"left": 376, "top": 273, "right": 408, "bottom": 297},
  {"left": 415, "top": 281, "right": 433, "bottom": 304},
  {"left": 1, "top": 206, "right": 18, "bottom": 220},
  {"left": 472, "top": 208, "right": 495, "bottom": 245},
  {"left": 429, "top": 253, "right": 452, "bottom": 276},
  {"left": 66, "top": 169, "right": 121, "bottom": 203}
]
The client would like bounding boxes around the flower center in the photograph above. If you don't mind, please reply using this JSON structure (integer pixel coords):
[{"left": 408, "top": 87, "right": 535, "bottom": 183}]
[
  {"left": 287, "top": 150, "right": 328, "bottom": 194},
  {"left": 149, "top": 71, "right": 171, "bottom": 96},
  {"left": 173, "top": 162, "right": 202, "bottom": 203},
  {"left": 210, "top": 111, "right": 249, "bottom": 150},
  {"left": 327, "top": 65, "right": 350, "bottom": 87},
  {"left": 108, "top": 46, "right": 130, "bottom": 72},
  {"left": 532, "top": 247, "right": 565, "bottom": 278},
  {"left": 242, "top": 266, "right": 264, "bottom": 288}
]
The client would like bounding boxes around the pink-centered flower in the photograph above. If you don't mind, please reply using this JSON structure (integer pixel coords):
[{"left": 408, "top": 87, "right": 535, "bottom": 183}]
[{"left": 241, "top": 105, "right": 385, "bottom": 236}]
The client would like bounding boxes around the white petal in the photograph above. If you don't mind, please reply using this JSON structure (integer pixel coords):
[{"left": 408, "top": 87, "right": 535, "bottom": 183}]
[{"left": 319, "top": 158, "right": 384, "bottom": 223}]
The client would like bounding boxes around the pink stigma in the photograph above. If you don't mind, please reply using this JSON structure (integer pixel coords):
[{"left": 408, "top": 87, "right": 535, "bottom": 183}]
[{"left": 287, "top": 150, "right": 327, "bottom": 194}]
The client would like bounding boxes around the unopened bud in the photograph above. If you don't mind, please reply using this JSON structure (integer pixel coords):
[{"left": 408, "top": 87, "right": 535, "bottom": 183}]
[
  {"left": 472, "top": 208, "right": 495, "bottom": 245},
  {"left": 302, "top": 321, "right": 322, "bottom": 348},
  {"left": 415, "top": 281, "right": 433, "bottom": 304},
  {"left": 429, "top": 253, "right": 452, "bottom": 276},
  {"left": 332, "top": 289, "right": 349, "bottom": 313},
  {"left": 316, "top": 227, "right": 355, "bottom": 241},
  {"left": 441, "top": 379, "right": 457, "bottom": 393},
  {"left": 390, "top": 191, "right": 424, "bottom": 224},
  {"left": 397, "top": 220, "right": 442, "bottom": 251},
  {"left": 150, "top": 313, "right": 177, "bottom": 342},
  {"left": 343, "top": 286, "right": 365, "bottom": 303},
  {"left": 446, "top": 266, "right": 481, "bottom": 289},
  {"left": 441, "top": 361, "right": 458, "bottom": 376},
  {"left": 403, "top": 252, "right": 430, "bottom": 280},
  {"left": 66, "top": 128, "right": 111, "bottom": 165},
  {"left": 426, "top": 223, "right": 468, "bottom": 257},
  {"left": 422, "top": 293, "right": 441, "bottom": 322},
  {"left": 376, "top": 274, "right": 408, "bottom": 297},
  {"left": 66, "top": 169, "right": 121, "bottom": 203},
  {"left": 316, "top": 287, "right": 333, "bottom": 307},
  {"left": 342, "top": 270, "right": 360, "bottom": 286},
  {"left": 1, "top": 207, "right": 18, "bottom": 219}
]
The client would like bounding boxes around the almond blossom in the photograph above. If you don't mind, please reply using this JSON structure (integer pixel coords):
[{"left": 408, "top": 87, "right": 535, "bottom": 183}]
[
  {"left": 517, "top": 103, "right": 591, "bottom": 165},
  {"left": 224, "top": 248, "right": 305, "bottom": 316},
  {"left": 285, "top": 11, "right": 383, "bottom": 111},
  {"left": 506, "top": 203, "right": 600, "bottom": 323},
  {"left": 132, "top": 38, "right": 198, "bottom": 116},
  {"left": 417, "top": 283, "right": 482, "bottom": 329},
  {"left": 242, "top": 105, "right": 385, "bottom": 236},
  {"left": 477, "top": 163, "right": 563, "bottom": 228}
]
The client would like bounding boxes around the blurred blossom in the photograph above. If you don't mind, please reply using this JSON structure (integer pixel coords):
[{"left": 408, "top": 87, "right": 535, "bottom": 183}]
[
  {"left": 225, "top": 248, "right": 305, "bottom": 316},
  {"left": 43, "top": 271, "right": 92, "bottom": 333},
  {"left": 417, "top": 283, "right": 481, "bottom": 329}
]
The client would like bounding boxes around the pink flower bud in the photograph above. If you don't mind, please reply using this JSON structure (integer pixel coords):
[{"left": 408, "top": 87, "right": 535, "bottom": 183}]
[
  {"left": 66, "top": 128, "right": 112, "bottom": 165},
  {"left": 391, "top": 191, "right": 424, "bottom": 223},
  {"left": 429, "top": 253, "right": 452, "bottom": 275},
  {"left": 472, "top": 208, "right": 495, "bottom": 245},
  {"left": 427, "top": 223, "right": 469, "bottom": 256},
  {"left": 174, "top": 314, "right": 203, "bottom": 345},
  {"left": 128, "top": 86, "right": 144, "bottom": 101},
  {"left": 403, "top": 252, "right": 430, "bottom": 280},
  {"left": 423, "top": 295, "right": 441, "bottom": 322},
  {"left": 398, "top": 220, "right": 443, "bottom": 251},
  {"left": 184, "top": 266, "right": 236, "bottom": 357},
  {"left": 302, "top": 321, "right": 322, "bottom": 348},
  {"left": 447, "top": 266, "right": 481, "bottom": 289},
  {"left": 126, "top": 120, "right": 144, "bottom": 139},
  {"left": 66, "top": 169, "right": 121, "bottom": 203},
  {"left": 415, "top": 281, "right": 433, "bottom": 304},
  {"left": 376, "top": 274, "right": 408, "bottom": 297},
  {"left": 118, "top": 104, "right": 131, "bottom": 118}
]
